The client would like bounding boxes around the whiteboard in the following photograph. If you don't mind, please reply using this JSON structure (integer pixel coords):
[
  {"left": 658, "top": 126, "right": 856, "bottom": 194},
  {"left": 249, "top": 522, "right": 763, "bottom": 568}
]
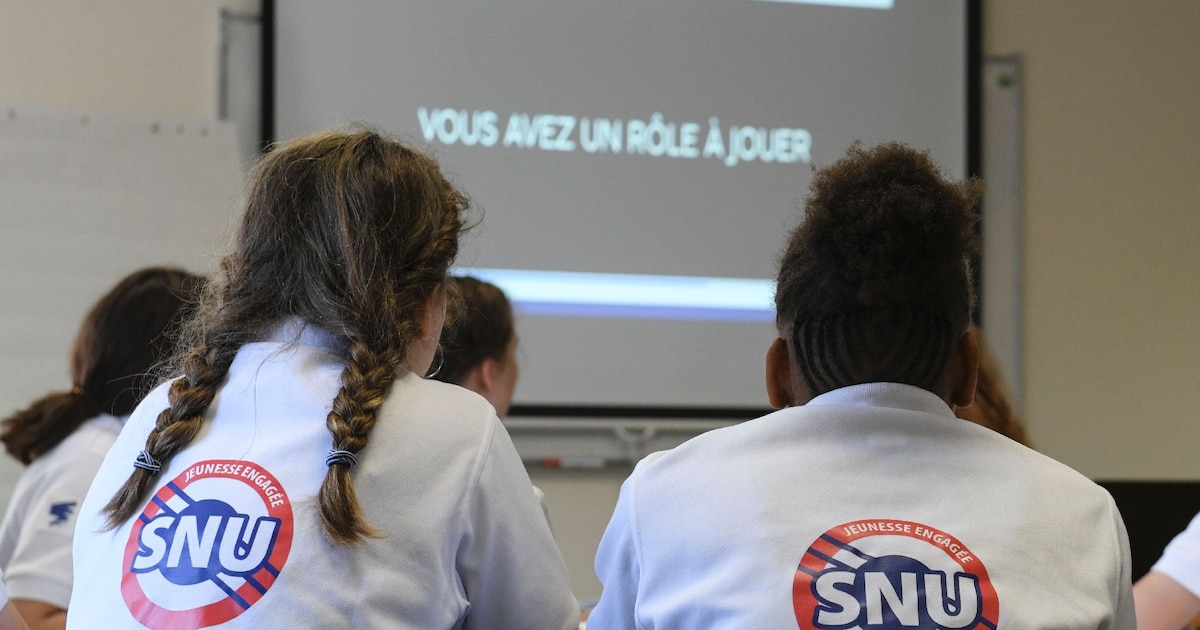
[{"left": 0, "top": 106, "right": 243, "bottom": 504}]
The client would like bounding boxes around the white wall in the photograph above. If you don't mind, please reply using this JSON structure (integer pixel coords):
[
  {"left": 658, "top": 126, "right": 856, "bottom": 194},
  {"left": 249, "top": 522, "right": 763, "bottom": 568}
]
[
  {"left": 985, "top": 0, "right": 1200, "bottom": 480},
  {"left": 0, "top": 0, "right": 259, "bottom": 119},
  {"left": 3, "top": 0, "right": 1198, "bottom": 600}
]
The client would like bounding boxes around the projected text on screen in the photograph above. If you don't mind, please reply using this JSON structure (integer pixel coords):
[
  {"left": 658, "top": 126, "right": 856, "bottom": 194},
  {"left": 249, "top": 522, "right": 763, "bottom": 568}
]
[{"left": 418, "top": 107, "right": 812, "bottom": 168}]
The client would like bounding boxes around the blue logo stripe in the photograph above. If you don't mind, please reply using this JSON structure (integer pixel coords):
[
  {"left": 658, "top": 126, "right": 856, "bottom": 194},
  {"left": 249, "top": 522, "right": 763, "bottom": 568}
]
[
  {"left": 243, "top": 575, "right": 268, "bottom": 595},
  {"left": 808, "top": 541, "right": 876, "bottom": 572},
  {"left": 166, "top": 482, "right": 196, "bottom": 506},
  {"left": 820, "top": 534, "right": 876, "bottom": 564},
  {"left": 979, "top": 617, "right": 999, "bottom": 630},
  {"left": 211, "top": 575, "right": 252, "bottom": 610},
  {"left": 150, "top": 495, "right": 176, "bottom": 517},
  {"left": 806, "top": 547, "right": 848, "bottom": 570},
  {"left": 263, "top": 562, "right": 280, "bottom": 578}
]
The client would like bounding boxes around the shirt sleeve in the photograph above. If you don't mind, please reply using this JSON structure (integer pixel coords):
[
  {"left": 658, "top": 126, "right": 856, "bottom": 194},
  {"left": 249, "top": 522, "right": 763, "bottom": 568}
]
[
  {"left": 587, "top": 467, "right": 644, "bottom": 630},
  {"left": 1109, "top": 498, "right": 1137, "bottom": 629},
  {"left": 1, "top": 444, "right": 110, "bottom": 609},
  {"left": 1151, "top": 510, "right": 1200, "bottom": 598},
  {"left": 456, "top": 416, "right": 580, "bottom": 630}
]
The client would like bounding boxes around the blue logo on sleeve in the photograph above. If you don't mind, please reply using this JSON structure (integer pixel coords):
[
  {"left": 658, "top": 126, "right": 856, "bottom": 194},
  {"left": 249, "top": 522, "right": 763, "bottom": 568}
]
[{"left": 49, "top": 501, "right": 77, "bottom": 525}]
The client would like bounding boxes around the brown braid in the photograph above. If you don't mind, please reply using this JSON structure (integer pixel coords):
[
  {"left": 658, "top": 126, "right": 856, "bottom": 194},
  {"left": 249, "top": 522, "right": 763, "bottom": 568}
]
[
  {"left": 101, "top": 331, "right": 247, "bottom": 527},
  {"left": 319, "top": 341, "right": 403, "bottom": 543},
  {"left": 99, "top": 130, "right": 469, "bottom": 544},
  {"left": 316, "top": 156, "right": 465, "bottom": 542}
]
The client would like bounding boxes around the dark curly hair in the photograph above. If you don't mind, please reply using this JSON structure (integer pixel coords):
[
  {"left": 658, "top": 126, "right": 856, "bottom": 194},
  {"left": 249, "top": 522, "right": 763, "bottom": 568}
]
[
  {"left": 775, "top": 142, "right": 981, "bottom": 397},
  {"left": 100, "top": 130, "right": 470, "bottom": 545},
  {"left": 433, "top": 276, "right": 515, "bottom": 387}
]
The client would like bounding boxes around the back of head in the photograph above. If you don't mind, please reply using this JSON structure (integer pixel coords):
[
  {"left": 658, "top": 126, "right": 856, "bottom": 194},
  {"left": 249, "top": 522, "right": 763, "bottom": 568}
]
[
  {"left": 1, "top": 267, "right": 202, "bottom": 465},
  {"left": 212, "top": 129, "right": 467, "bottom": 350},
  {"left": 102, "top": 129, "right": 470, "bottom": 544},
  {"left": 434, "top": 276, "right": 515, "bottom": 386},
  {"left": 775, "top": 142, "right": 980, "bottom": 397}
]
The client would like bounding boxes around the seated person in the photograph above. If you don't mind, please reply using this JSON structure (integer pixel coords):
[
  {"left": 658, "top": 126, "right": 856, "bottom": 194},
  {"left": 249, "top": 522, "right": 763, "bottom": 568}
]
[
  {"left": 955, "top": 325, "right": 1031, "bottom": 446},
  {"left": 1134, "top": 518, "right": 1200, "bottom": 629},
  {"left": 432, "top": 276, "right": 520, "bottom": 418},
  {"left": 431, "top": 276, "right": 555, "bottom": 528},
  {"left": 587, "top": 142, "right": 1134, "bottom": 628},
  {"left": 67, "top": 131, "right": 578, "bottom": 629},
  {"left": 0, "top": 267, "right": 201, "bottom": 630}
]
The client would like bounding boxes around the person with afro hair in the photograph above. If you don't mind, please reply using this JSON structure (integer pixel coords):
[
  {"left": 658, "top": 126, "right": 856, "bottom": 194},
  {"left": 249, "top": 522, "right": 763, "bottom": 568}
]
[{"left": 588, "top": 142, "right": 1134, "bottom": 629}]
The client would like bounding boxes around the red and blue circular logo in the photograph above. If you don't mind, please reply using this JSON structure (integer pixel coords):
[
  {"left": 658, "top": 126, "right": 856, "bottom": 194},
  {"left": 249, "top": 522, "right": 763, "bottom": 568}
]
[
  {"left": 121, "top": 459, "right": 293, "bottom": 629},
  {"left": 794, "top": 519, "right": 998, "bottom": 630}
]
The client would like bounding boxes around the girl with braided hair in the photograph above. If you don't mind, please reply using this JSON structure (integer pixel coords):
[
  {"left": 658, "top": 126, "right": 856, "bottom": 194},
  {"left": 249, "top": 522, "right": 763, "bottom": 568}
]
[
  {"left": 590, "top": 142, "right": 1134, "bottom": 628},
  {"left": 0, "top": 267, "right": 201, "bottom": 630},
  {"left": 67, "top": 131, "right": 578, "bottom": 629}
]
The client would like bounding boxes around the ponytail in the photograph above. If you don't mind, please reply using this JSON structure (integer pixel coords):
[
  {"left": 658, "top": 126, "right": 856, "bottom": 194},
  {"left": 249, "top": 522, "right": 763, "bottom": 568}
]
[
  {"left": 99, "top": 131, "right": 467, "bottom": 544},
  {"left": 0, "top": 389, "right": 102, "bottom": 465},
  {"left": 317, "top": 341, "right": 405, "bottom": 543}
]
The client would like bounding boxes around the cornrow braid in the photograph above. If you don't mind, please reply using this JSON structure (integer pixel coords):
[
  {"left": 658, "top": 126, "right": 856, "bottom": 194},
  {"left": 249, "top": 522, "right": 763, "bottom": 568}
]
[{"left": 776, "top": 142, "right": 980, "bottom": 398}]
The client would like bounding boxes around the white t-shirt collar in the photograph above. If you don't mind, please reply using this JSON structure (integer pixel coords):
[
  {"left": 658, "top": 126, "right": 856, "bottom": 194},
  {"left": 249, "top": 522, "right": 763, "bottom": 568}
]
[{"left": 806, "top": 382, "right": 956, "bottom": 419}]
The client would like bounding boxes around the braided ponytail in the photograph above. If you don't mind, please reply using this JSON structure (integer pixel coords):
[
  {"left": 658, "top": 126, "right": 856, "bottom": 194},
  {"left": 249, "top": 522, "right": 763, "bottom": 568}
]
[
  {"left": 101, "top": 336, "right": 244, "bottom": 527},
  {"left": 98, "top": 130, "right": 468, "bottom": 544},
  {"left": 319, "top": 341, "right": 403, "bottom": 543}
]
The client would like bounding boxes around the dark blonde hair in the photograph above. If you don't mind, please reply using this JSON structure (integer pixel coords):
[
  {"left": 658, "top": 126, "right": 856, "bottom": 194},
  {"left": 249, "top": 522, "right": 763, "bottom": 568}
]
[
  {"left": 775, "top": 142, "right": 981, "bottom": 397},
  {"left": 101, "top": 130, "right": 469, "bottom": 544},
  {"left": 1, "top": 267, "right": 201, "bottom": 465}
]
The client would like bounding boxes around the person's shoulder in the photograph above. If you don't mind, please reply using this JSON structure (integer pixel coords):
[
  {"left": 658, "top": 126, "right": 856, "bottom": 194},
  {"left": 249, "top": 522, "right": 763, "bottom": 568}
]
[
  {"left": 133, "top": 378, "right": 176, "bottom": 415},
  {"left": 640, "top": 406, "right": 803, "bottom": 463},
  {"left": 1012, "top": 439, "right": 1113, "bottom": 494},
  {"left": 23, "top": 412, "right": 119, "bottom": 470},
  {"left": 42, "top": 414, "right": 123, "bottom": 463},
  {"left": 622, "top": 406, "right": 804, "bottom": 492},
  {"left": 382, "top": 373, "right": 500, "bottom": 430},
  {"left": 115, "top": 379, "right": 176, "bottom": 435},
  {"left": 10, "top": 413, "right": 123, "bottom": 508}
]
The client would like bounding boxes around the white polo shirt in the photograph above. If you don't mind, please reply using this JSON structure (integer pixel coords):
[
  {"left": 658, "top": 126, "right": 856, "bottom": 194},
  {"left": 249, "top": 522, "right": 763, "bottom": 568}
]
[
  {"left": 0, "top": 414, "right": 123, "bottom": 608},
  {"left": 589, "top": 383, "right": 1135, "bottom": 629},
  {"left": 69, "top": 322, "right": 579, "bottom": 629},
  {"left": 1151, "top": 510, "right": 1200, "bottom": 596}
]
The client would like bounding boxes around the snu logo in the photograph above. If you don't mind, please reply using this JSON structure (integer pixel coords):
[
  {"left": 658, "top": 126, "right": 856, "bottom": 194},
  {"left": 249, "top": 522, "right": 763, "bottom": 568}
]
[
  {"left": 793, "top": 519, "right": 998, "bottom": 630},
  {"left": 122, "top": 459, "right": 294, "bottom": 629}
]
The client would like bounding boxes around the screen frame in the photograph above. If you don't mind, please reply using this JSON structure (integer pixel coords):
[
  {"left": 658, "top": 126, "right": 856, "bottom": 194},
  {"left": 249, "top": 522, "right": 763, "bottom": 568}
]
[{"left": 259, "top": 0, "right": 984, "bottom": 421}]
